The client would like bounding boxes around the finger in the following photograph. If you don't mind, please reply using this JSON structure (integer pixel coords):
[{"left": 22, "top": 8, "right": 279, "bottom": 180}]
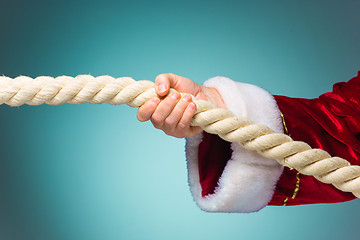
[
  {"left": 163, "top": 94, "right": 192, "bottom": 129},
  {"left": 177, "top": 102, "right": 197, "bottom": 130},
  {"left": 155, "top": 73, "right": 179, "bottom": 97},
  {"left": 151, "top": 92, "right": 180, "bottom": 128},
  {"left": 137, "top": 97, "right": 160, "bottom": 122}
]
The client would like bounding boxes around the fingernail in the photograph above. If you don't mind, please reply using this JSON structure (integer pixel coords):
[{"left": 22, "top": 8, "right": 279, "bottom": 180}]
[
  {"left": 152, "top": 98, "right": 160, "bottom": 105},
  {"left": 158, "top": 83, "right": 167, "bottom": 93},
  {"left": 188, "top": 102, "right": 196, "bottom": 110},
  {"left": 182, "top": 95, "right": 191, "bottom": 102},
  {"left": 171, "top": 92, "right": 179, "bottom": 100}
]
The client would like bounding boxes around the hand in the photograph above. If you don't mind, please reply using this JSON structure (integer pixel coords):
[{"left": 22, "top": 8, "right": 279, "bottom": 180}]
[{"left": 137, "top": 73, "right": 225, "bottom": 138}]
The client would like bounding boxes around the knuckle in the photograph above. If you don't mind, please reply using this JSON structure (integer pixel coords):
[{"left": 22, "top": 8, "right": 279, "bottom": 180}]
[
  {"left": 151, "top": 120, "right": 161, "bottom": 129},
  {"left": 164, "top": 117, "right": 175, "bottom": 126},
  {"left": 155, "top": 73, "right": 170, "bottom": 83},
  {"left": 156, "top": 73, "right": 168, "bottom": 78},
  {"left": 178, "top": 122, "right": 187, "bottom": 129},
  {"left": 151, "top": 113, "right": 163, "bottom": 123}
]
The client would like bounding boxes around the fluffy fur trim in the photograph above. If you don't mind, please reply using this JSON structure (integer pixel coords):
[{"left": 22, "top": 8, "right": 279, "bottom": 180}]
[{"left": 186, "top": 76, "right": 284, "bottom": 213}]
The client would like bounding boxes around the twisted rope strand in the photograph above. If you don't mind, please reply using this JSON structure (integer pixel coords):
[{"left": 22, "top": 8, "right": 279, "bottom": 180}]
[{"left": 1, "top": 75, "right": 360, "bottom": 198}]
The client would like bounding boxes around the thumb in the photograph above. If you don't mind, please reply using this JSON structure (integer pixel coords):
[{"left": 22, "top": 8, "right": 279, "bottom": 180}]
[{"left": 155, "top": 73, "right": 178, "bottom": 97}]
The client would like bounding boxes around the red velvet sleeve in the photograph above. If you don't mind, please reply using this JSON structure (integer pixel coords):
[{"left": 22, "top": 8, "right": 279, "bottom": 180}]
[
  {"left": 269, "top": 71, "right": 360, "bottom": 206},
  {"left": 198, "top": 72, "right": 360, "bottom": 207}
]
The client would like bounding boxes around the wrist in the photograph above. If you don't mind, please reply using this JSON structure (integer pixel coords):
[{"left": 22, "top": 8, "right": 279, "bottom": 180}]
[{"left": 197, "top": 86, "right": 226, "bottom": 109}]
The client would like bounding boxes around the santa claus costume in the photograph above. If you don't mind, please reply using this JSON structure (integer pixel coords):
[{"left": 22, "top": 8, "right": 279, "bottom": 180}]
[{"left": 185, "top": 72, "right": 360, "bottom": 213}]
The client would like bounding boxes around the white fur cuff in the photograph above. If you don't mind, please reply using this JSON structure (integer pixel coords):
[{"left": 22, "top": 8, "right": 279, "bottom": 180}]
[{"left": 185, "top": 76, "right": 284, "bottom": 213}]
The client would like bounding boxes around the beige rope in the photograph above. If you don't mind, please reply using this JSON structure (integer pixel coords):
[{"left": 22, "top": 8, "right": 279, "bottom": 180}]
[{"left": 1, "top": 75, "right": 360, "bottom": 198}]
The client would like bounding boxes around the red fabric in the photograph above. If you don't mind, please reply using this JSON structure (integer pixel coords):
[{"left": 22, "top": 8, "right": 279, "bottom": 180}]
[
  {"left": 198, "top": 132, "right": 232, "bottom": 197},
  {"left": 270, "top": 72, "right": 360, "bottom": 205},
  {"left": 198, "top": 72, "right": 360, "bottom": 206}
]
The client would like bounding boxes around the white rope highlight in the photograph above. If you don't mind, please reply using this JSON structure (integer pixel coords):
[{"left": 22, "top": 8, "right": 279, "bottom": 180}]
[{"left": 1, "top": 75, "right": 360, "bottom": 198}]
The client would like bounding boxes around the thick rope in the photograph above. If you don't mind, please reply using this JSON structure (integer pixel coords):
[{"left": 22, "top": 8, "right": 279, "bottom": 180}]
[{"left": 1, "top": 75, "right": 360, "bottom": 198}]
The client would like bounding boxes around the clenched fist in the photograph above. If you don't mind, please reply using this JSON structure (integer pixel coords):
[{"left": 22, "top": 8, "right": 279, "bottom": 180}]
[{"left": 137, "top": 73, "right": 225, "bottom": 138}]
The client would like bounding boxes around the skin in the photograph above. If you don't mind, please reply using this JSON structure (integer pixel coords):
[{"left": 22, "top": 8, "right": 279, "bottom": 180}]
[{"left": 137, "top": 73, "right": 226, "bottom": 138}]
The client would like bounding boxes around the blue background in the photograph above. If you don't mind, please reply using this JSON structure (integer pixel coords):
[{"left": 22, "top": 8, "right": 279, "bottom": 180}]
[{"left": 0, "top": 0, "right": 359, "bottom": 239}]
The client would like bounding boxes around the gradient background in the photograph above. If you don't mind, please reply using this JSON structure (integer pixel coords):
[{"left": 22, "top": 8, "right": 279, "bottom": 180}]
[{"left": 0, "top": 0, "right": 359, "bottom": 239}]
